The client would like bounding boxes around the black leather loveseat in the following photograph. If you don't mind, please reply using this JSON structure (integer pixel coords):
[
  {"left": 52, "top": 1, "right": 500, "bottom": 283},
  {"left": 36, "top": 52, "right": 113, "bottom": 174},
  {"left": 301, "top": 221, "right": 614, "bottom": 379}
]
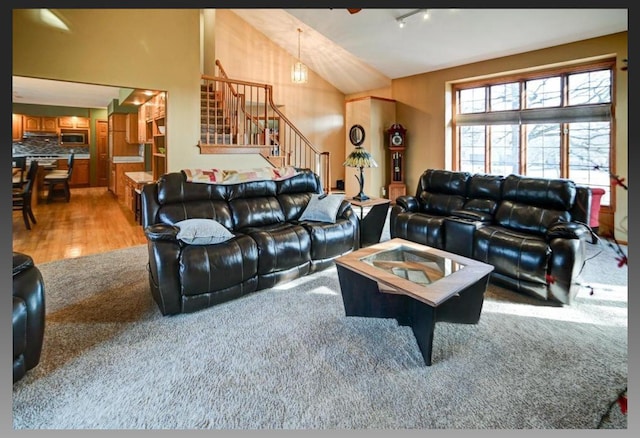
[
  {"left": 390, "top": 169, "right": 593, "bottom": 305},
  {"left": 141, "top": 168, "right": 359, "bottom": 315},
  {"left": 13, "top": 252, "right": 45, "bottom": 383}
]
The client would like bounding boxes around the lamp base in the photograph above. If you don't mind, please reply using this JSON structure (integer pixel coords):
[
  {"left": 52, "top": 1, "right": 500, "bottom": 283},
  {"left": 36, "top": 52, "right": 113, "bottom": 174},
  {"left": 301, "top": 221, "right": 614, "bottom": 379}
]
[{"left": 352, "top": 193, "right": 370, "bottom": 201}]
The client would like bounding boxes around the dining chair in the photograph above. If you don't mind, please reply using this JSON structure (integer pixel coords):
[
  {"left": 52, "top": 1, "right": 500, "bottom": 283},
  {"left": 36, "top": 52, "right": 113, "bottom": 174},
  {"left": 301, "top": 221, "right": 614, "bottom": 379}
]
[
  {"left": 13, "top": 156, "right": 27, "bottom": 189},
  {"left": 44, "top": 153, "right": 74, "bottom": 203},
  {"left": 13, "top": 161, "right": 39, "bottom": 230}
]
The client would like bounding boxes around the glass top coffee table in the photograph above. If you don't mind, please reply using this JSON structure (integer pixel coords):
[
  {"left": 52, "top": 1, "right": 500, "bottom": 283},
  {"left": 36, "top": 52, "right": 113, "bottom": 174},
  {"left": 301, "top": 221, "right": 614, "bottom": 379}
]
[{"left": 334, "top": 238, "right": 494, "bottom": 365}]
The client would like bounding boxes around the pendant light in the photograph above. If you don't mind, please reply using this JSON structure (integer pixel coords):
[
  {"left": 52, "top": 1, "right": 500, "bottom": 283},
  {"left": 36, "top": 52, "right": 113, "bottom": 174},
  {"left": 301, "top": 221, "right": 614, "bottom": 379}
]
[{"left": 291, "top": 28, "right": 308, "bottom": 84}]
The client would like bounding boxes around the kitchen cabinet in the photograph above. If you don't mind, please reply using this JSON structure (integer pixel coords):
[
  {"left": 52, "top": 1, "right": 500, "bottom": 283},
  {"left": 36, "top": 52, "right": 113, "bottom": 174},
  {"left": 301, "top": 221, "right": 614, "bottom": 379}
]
[
  {"left": 109, "top": 161, "right": 144, "bottom": 199},
  {"left": 56, "top": 157, "right": 90, "bottom": 187},
  {"left": 58, "top": 116, "right": 90, "bottom": 129},
  {"left": 123, "top": 171, "right": 154, "bottom": 222},
  {"left": 12, "top": 114, "right": 23, "bottom": 141},
  {"left": 23, "top": 115, "right": 57, "bottom": 132},
  {"left": 138, "top": 107, "right": 150, "bottom": 143},
  {"left": 125, "top": 113, "right": 139, "bottom": 144},
  {"left": 108, "top": 113, "right": 139, "bottom": 156}
]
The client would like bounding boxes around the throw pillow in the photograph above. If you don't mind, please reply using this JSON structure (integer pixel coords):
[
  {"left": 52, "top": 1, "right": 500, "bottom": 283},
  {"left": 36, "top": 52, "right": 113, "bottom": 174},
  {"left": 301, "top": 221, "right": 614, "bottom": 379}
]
[
  {"left": 299, "top": 194, "right": 345, "bottom": 223},
  {"left": 175, "top": 218, "right": 234, "bottom": 245}
]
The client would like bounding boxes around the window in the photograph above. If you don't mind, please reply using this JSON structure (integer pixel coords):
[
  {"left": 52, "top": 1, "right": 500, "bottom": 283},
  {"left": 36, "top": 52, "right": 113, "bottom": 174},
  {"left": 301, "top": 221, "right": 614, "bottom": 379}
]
[{"left": 453, "top": 61, "right": 615, "bottom": 207}]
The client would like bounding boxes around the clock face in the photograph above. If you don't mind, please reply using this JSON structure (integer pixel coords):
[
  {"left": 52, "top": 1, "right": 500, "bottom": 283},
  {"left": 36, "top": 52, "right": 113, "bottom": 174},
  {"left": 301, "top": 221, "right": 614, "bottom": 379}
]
[{"left": 391, "top": 132, "right": 403, "bottom": 146}]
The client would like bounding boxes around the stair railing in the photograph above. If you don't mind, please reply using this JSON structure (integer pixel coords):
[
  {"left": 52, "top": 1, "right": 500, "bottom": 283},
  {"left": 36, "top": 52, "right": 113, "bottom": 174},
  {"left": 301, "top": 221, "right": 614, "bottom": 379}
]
[{"left": 198, "top": 61, "right": 330, "bottom": 192}]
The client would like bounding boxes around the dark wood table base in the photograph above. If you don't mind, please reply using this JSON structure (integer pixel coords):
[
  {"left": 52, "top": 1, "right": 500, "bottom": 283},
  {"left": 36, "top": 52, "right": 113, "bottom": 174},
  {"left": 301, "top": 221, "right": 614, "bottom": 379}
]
[{"left": 336, "top": 265, "right": 490, "bottom": 365}]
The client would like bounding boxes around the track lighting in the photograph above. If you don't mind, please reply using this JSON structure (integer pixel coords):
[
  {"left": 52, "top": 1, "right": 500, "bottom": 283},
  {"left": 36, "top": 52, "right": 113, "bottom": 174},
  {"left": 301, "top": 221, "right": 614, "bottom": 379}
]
[{"left": 396, "top": 9, "right": 429, "bottom": 27}]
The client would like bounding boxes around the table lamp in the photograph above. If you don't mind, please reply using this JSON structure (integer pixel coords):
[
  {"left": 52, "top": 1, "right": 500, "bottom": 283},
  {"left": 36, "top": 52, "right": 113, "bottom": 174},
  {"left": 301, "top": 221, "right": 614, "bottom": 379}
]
[{"left": 343, "top": 145, "right": 378, "bottom": 201}]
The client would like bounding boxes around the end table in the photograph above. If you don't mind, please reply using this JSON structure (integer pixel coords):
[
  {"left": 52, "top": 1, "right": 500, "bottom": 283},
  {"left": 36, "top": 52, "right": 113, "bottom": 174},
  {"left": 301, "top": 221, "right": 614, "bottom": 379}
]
[{"left": 349, "top": 197, "right": 390, "bottom": 247}]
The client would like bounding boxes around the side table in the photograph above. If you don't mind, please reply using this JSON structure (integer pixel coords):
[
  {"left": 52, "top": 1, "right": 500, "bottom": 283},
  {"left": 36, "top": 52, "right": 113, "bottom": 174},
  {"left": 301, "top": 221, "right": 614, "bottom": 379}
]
[{"left": 349, "top": 197, "right": 391, "bottom": 247}]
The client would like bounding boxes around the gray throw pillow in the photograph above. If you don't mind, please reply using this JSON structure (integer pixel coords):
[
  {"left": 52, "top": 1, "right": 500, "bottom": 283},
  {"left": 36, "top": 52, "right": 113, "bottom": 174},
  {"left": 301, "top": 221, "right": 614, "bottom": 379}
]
[
  {"left": 299, "top": 194, "right": 345, "bottom": 223},
  {"left": 175, "top": 218, "right": 234, "bottom": 245}
]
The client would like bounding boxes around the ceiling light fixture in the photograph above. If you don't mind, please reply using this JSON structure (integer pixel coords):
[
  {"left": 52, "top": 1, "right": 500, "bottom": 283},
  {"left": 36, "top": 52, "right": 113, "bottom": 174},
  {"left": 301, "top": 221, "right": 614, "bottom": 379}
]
[
  {"left": 396, "top": 9, "right": 429, "bottom": 27},
  {"left": 291, "top": 28, "right": 308, "bottom": 84}
]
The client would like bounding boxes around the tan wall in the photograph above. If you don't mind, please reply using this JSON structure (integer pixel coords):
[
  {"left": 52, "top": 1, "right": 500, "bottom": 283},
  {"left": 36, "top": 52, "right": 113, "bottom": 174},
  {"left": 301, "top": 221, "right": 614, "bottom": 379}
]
[
  {"left": 390, "top": 32, "right": 628, "bottom": 242},
  {"left": 212, "top": 10, "right": 347, "bottom": 184},
  {"left": 13, "top": 8, "right": 348, "bottom": 183},
  {"left": 13, "top": 8, "right": 202, "bottom": 174},
  {"left": 344, "top": 97, "right": 397, "bottom": 198}
]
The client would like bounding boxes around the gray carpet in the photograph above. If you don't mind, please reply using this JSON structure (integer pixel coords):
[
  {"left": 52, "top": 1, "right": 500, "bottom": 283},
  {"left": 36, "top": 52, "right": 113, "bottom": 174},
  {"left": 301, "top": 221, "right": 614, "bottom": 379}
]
[{"left": 12, "top": 239, "right": 627, "bottom": 429}]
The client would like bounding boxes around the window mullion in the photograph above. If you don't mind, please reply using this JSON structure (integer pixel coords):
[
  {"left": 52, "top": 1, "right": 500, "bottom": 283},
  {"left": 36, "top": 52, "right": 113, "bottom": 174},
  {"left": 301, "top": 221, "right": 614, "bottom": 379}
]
[{"left": 560, "top": 123, "right": 569, "bottom": 177}]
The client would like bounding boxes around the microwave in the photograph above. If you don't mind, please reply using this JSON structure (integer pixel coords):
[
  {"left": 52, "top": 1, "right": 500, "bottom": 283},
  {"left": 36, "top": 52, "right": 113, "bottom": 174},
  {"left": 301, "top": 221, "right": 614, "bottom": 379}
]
[{"left": 60, "top": 131, "right": 86, "bottom": 145}]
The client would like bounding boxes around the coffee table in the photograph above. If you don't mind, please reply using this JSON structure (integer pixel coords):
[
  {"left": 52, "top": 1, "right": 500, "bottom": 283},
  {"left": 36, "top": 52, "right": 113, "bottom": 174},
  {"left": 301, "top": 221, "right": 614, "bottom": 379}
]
[{"left": 334, "top": 238, "right": 494, "bottom": 365}]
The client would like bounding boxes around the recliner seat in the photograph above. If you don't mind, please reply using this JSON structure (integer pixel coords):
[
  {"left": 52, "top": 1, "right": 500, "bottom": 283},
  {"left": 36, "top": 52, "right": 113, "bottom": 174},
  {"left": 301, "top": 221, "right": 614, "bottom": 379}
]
[
  {"left": 142, "top": 169, "right": 359, "bottom": 315},
  {"left": 391, "top": 169, "right": 593, "bottom": 305},
  {"left": 13, "top": 252, "right": 45, "bottom": 383}
]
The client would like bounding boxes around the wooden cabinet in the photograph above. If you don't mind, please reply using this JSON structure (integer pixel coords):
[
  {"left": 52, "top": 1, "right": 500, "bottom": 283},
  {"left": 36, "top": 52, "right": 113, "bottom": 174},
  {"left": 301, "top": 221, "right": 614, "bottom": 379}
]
[
  {"left": 71, "top": 159, "right": 90, "bottom": 187},
  {"left": 56, "top": 157, "right": 90, "bottom": 187},
  {"left": 123, "top": 172, "right": 154, "bottom": 219},
  {"left": 109, "top": 113, "right": 127, "bottom": 132},
  {"left": 12, "top": 114, "right": 23, "bottom": 140},
  {"left": 109, "top": 161, "right": 145, "bottom": 198},
  {"left": 145, "top": 92, "right": 167, "bottom": 180},
  {"left": 137, "top": 108, "right": 150, "bottom": 143},
  {"left": 58, "top": 116, "right": 90, "bottom": 129},
  {"left": 125, "top": 113, "right": 138, "bottom": 144},
  {"left": 23, "top": 115, "right": 57, "bottom": 132},
  {"left": 108, "top": 113, "right": 139, "bottom": 156}
]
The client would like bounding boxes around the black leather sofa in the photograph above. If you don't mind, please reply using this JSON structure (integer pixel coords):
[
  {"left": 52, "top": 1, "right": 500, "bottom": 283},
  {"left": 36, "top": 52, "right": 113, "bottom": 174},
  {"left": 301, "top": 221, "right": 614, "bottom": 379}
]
[
  {"left": 13, "top": 252, "right": 46, "bottom": 383},
  {"left": 141, "top": 169, "right": 359, "bottom": 315},
  {"left": 390, "top": 169, "right": 593, "bottom": 304}
]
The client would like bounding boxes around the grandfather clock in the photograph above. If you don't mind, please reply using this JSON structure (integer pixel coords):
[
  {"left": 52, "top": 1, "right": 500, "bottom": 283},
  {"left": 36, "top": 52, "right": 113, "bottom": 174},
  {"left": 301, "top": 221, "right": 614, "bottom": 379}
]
[{"left": 387, "top": 124, "right": 407, "bottom": 202}]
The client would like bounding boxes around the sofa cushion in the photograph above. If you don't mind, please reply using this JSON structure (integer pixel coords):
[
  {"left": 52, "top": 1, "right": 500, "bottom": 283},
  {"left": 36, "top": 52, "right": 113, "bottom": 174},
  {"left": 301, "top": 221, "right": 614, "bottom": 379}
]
[
  {"left": 494, "top": 200, "right": 571, "bottom": 236},
  {"left": 462, "top": 173, "right": 504, "bottom": 215},
  {"left": 299, "top": 194, "right": 345, "bottom": 223},
  {"left": 241, "top": 223, "right": 311, "bottom": 274},
  {"left": 180, "top": 234, "right": 259, "bottom": 296},
  {"left": 390, "top": 212, "right": 448, "bottom": 249},
  {"left": 502, "top": 174, "right": 576, "bottom": 211},
  {"left": 175, "top": 219, "right": 234, "bottom": 245},
  {"left": 474, "top": 225, "right": 551, "bottom": 284}
]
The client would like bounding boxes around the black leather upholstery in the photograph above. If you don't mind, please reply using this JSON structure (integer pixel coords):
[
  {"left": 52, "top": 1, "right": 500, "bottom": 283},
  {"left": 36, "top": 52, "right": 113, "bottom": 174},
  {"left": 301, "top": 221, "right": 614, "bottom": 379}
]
[
  {"left": 13, "top": 252, "right": 45, "bottom": 383},
  {"left": 391, "top": 169, "right": 593, "bottom": 304},
  {"left": 142, "top": 168, "right": 359, "bottom": 315}
]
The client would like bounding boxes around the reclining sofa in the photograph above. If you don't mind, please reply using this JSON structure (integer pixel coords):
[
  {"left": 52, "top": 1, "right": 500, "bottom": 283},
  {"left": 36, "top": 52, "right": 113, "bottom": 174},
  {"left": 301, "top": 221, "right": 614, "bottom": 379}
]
[
  {"left": 390, "top": 169, "right": 593, "bottom": 304},
  {"left": 13, "top": 251, "right": 45, "bottom": 383},
  {"left": 141, "top": 168, "right": 359, "bottom": 315}
]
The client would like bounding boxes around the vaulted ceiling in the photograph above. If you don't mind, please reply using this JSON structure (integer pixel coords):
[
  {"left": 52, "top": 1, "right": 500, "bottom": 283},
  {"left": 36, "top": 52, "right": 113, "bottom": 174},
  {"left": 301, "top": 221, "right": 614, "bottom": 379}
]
[{"left": 12, "top": 8, "right": 628, "bottom": 107}]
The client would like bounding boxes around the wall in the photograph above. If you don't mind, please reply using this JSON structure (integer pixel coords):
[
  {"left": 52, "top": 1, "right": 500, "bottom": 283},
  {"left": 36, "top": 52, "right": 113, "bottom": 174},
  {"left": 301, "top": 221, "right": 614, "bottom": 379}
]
[
  {"left": 13, "top": 8, "right": 202, "bottom": 176},
  {"left": 211, "top": 10, "right": 347, "bottom": 184},
  {"left": 390, "top": 32, "right": 628, "bottom": 242},
  {"left": 344, "top": 97, "right": 396, "bottom": 198},
  {"left": 13, "top": 9, "right": 348, "bottom": 184}
]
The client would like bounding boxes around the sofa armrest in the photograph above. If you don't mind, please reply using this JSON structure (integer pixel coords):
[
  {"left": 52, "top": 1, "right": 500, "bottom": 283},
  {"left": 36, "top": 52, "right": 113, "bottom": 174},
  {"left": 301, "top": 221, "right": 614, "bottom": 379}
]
[
  {"left": 144, "top": 223, "right": 180, "bottom": 242},
  {"left": 394, "top": 195, "right": 419, "bottom": 212},
  {"left": 546, "top": 221, "right": 591, "bottom": 242},
  {"left": 450, "top": 209, "right": 494, "bottom": 223}
]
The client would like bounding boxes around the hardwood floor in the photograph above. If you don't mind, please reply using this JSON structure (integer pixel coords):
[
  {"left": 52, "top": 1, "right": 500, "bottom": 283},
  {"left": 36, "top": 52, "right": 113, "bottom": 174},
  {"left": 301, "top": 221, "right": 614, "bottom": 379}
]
[{"left": 12, "top": 187, "right": 147, "bottom": 265}]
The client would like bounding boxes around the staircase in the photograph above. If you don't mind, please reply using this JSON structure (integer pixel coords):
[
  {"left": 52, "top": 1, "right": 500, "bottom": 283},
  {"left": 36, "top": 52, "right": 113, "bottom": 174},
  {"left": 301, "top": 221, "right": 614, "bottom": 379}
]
[{"left": 198, "top": 60, "right": 330, "bottom": 192}]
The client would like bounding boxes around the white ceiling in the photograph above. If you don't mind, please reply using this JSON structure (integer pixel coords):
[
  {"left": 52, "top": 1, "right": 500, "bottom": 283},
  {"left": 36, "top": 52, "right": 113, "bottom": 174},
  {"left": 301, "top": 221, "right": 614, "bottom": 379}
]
[
  {"left": 239, "top": 8, "right": 628, "bottom": 94},
  {"left": 12, "top": 8, "right": 628, "bottom": 107}
]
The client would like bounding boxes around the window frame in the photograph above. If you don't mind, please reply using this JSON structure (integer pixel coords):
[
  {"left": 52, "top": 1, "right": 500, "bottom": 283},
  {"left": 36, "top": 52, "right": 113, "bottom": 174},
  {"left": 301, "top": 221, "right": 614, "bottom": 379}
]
[{"left": 452, "top": 59, "right": 616, "bottom": 213}]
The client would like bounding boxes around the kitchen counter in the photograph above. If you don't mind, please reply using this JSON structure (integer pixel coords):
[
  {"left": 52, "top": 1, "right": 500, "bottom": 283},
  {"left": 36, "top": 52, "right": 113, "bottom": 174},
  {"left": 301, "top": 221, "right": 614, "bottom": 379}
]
[
  {"left": 123, "top": 171, "right": 155, "bottom": 223},
  {"left": 124, "top": 171, "right": 154, "bottom": 184},
  {"left": 113, "top": 156, "right": 144, "bottom": 163}
]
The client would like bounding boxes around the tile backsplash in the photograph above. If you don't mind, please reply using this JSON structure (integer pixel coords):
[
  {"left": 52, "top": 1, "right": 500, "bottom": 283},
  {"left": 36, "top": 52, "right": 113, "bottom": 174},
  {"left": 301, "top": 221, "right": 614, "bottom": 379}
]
[{"left": 13, "top": 138, "right": 89, "bottom": 156}]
